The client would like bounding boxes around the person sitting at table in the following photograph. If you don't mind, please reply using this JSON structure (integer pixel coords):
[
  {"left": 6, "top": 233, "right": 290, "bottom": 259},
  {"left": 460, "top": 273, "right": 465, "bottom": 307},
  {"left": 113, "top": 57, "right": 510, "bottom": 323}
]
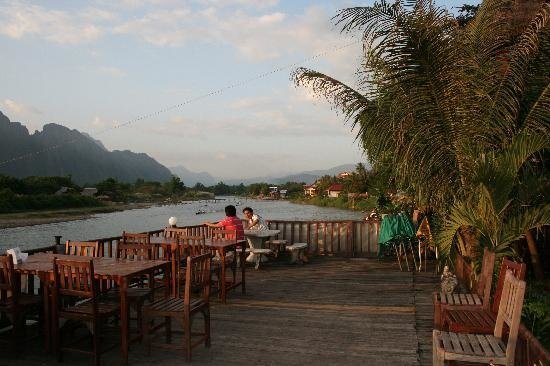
[
  {"left": 203, "top": 205, "right": 245, "bottom": 240},
  {"left": 242, "top": 207, "right": 268, "bottom": 230}
]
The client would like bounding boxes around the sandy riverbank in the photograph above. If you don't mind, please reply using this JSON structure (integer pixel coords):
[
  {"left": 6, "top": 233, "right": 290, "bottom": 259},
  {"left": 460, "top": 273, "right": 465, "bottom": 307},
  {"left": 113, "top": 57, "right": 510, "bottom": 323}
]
[{"left": 0, "top": 203, "right": 153, "bottom": 229}]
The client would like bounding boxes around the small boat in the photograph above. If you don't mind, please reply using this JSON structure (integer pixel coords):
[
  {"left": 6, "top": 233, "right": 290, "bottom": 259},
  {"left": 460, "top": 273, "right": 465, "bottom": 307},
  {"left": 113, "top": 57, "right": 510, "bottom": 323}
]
[{"left": 195, "top": 210, "right": 207, "bottom": 215}]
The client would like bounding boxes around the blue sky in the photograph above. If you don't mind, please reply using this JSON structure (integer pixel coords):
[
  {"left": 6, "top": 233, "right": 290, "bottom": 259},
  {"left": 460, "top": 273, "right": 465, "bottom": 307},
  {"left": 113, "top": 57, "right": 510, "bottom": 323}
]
[{"left": 0, "top": 0, "right": 479, "bottom": 180}]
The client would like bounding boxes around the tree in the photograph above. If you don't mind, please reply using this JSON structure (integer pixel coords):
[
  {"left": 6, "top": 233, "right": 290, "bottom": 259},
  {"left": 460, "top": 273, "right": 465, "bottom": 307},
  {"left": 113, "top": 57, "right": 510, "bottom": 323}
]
[
  {"left": 456, "top": 4, "right": 480, "bottom": 27},
  {"left": 164, "top": 175, "right": 186, "bottom": 195},
  {"left": 315, "top": 175, "right": 337, "bottom": 197},
  {"left": 213, "top": 181, "right": 230, "bottom": 195},
  {"left": 344, "top": 163, "right": 371, "bottom": 193},
  {"left": 247, "top": 183, "right": 270, "bottom": 196},
  {"left": 293, "top": 0, "right": 549, "bottom": 270},
  {"left": 193, "top": 182, "right": 207, "bottom": 191}
]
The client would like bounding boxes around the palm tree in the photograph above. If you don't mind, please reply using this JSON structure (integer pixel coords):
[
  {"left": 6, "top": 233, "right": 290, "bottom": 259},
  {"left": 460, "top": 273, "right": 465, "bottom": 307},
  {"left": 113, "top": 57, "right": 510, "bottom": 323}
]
[{"left": 293, "top": 0, "right": 549, "bottom": 270}]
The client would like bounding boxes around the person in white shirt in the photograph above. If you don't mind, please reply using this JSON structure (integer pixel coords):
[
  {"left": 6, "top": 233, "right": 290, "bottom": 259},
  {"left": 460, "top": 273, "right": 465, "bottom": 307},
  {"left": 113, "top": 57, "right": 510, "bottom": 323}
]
[{"left": 242, "top": 207, "right": 268, "bottom": 230}]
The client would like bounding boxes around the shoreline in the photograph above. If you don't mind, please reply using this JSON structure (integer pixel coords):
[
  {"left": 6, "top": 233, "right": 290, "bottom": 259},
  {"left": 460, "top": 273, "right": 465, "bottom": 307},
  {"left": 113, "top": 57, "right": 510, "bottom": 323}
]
[{"left": 0, "top": 203, "right": 154, "bottom": 229}]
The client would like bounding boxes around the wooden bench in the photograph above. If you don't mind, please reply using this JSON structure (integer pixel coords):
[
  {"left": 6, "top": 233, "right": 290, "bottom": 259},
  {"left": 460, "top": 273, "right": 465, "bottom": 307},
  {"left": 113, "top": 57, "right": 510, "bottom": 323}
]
[
  {"left": 433, "top": 249, "right": 495, "bottom": 329},
  {"left": 433, "top": 270, "right": 527, "bottom": 366},
  {"left": 442, "top": 258, "right": 526, "bottom": 334},
  {"left": 286, "top": 243, "right": 308, "bottom": 264}
]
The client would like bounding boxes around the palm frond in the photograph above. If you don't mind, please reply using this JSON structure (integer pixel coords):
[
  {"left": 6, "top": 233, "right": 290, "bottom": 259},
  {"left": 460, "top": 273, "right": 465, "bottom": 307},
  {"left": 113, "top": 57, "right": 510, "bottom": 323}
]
[
  {"left": 291, "top": 68, "right": 368, "bottom": 130},
  {"left": 486, "top": 2, "right": 550, "bottom": 143},
  {"left": 496, "top": 203, "right": 550, "bottom": 252}
]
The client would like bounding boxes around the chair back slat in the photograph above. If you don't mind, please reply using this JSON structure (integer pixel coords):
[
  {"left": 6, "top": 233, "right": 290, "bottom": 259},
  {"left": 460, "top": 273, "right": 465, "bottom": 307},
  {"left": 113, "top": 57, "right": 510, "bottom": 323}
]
[
  {"left": 210, "top": 229, "right": 237, "bottom": 241},
  {"left": 475, "top": 248, "right": 496, "bottom": 307},
  {"left": 116, "top": 243, "right": 152, "bottom": 260},
  {"left": 492, "top": 258, "right": 527, "bottom": 313},
  {"left": 54, "top": 258, "right": 96, "bottom": 299},
  {"left": 122, "top": 231, "right": 150, "bottom": 245},
  {"left": 184, "top": 253, "right": 211, "bottom": 305},
  {"left": 65, "top": 240, "right": 99, "bottom": 257},
  {"left": 179, "top": 235, "right": 209, "bottom": 257},
  {"left": 163, "top": 227, "right": 189, "bottom": 239},
  {"left": 494, "top": 270, "right": 526, "bottom": 361}
]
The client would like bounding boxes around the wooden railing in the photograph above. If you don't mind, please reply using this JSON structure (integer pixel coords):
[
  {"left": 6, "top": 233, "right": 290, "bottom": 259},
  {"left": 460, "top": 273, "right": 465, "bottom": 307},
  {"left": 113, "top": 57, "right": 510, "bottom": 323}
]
[
  {"left": 266, "top": 219, "right": 380, "bottom": 257},
  {"left": 87, "top": 220, "right": 381, "bottom": 258}
]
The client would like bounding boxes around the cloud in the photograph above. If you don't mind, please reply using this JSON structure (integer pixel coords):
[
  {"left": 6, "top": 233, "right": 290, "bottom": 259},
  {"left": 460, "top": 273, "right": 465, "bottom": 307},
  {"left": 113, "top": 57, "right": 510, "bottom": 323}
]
[
  {"left": 1, "top": 99, "right": 40, "bottom": 116},
  {"left": 97, "top": 66, "right": 127, "bottom": 78},
  {"left": 0, "top": 2, "right": 105, "bottom": 44},
  {"left": 112, "top": 8, "right": 197, "bottom": 47},
  {"left": 0, "top": 2, "right": 361, "bottom": 83},
  {"left": 193, "top": 0, "right": 279, "bottom": 9},
  {"left": 0, "top": 99, "right": 43, "bottom": 131},
  {"left": 91, "top": 116, "right": 119, "bottom": 130}
]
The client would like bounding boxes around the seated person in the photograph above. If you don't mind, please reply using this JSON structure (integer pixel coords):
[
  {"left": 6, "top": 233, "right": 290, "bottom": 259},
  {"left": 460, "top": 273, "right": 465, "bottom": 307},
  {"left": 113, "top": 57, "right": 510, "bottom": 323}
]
[
  {"left": 242, "top": 207, "right": 268, "bottom": 230},
  {"left": 204, "top": 205, "right": 244, "bottom": 240}
]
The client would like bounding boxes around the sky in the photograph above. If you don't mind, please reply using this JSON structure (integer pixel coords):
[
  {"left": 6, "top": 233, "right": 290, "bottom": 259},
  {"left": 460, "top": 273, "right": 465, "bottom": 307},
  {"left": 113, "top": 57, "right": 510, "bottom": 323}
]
[{"left": 0, "top": 0, "right": 479, "bottom": 180}]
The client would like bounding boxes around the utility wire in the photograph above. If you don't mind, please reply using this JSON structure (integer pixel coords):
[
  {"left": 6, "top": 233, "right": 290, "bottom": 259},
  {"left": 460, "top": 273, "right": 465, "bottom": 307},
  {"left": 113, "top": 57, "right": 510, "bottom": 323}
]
[{"left": 0, "top": 39, "right": 361, "bottom": 168}]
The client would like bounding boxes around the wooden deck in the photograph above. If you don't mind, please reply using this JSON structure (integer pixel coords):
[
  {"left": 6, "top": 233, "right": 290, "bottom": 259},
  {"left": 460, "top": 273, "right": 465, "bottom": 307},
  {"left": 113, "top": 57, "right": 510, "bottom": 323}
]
[{"left": 1, "top": 257, "right": 439, "bottom": 365}]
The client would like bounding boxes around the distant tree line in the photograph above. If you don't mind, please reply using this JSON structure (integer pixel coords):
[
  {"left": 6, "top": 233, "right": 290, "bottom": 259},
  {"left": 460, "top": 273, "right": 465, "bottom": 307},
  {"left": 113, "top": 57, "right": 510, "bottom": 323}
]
[
  {"left": 0, "top": 175, "right": 98, "bottom": 213},
  {"left": 0, "top": 174, "right": 307, "bottom": 213}
]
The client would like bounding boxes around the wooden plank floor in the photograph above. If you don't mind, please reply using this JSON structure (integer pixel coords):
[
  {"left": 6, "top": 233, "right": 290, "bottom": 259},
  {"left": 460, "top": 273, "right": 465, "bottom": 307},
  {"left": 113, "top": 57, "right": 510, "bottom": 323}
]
[{"left": 0, "top": 257, "right": 439, "bottom": 366}]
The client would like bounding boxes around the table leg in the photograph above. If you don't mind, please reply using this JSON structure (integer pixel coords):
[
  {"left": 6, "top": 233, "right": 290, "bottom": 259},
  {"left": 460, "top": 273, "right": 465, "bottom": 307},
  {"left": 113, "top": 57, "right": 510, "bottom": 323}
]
[
  {"left": 120, "top": 278, "right": 129, "bottom": 366},
  {"left": 40, "top": 273, "right": 52, "bottom": 352},
  {"left": 240, "top": 243, "right": 246, "bottom": 294},
  {"left": 220, "top": 251, "right": 226, "bottom": 304}
]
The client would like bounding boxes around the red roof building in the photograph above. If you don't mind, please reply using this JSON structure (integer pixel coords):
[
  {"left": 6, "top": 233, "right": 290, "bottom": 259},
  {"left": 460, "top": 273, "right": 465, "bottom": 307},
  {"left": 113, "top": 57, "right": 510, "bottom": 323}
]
[{"left": 327, "top": 184, "right": 343, "bottom": 198}]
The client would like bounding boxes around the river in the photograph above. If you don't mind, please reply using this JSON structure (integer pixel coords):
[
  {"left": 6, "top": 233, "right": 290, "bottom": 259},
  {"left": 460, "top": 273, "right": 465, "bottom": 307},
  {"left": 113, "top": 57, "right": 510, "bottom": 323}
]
[{"left": 0, "top": 197, "right": 365, "bottom": 251}]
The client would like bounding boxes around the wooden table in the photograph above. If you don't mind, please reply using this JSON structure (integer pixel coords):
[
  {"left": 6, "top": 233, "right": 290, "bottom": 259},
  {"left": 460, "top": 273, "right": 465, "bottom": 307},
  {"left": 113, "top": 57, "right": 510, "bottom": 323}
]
[
  {"left": 149, "top": 236, "right": 247, "bottom": 303},
  {"left": 15, "top": 253, "right": 170, "bottom": 366}
]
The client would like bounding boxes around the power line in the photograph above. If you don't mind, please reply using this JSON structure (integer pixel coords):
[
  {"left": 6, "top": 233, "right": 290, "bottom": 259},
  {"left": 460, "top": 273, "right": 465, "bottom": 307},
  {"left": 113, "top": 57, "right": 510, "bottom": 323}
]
[{"left": 0, "top": 39, "right": 361, "bottom": 167}]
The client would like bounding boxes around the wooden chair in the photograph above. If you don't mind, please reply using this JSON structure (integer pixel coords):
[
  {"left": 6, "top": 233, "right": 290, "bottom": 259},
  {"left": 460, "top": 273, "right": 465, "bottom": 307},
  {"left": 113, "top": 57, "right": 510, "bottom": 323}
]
[
  {"left": 142, "top": 253, "right": 212, "bottom": 362},
  {"left": 209, "top": 229, "right": 238, "bottom": 288},
  {"left": 433, "top": 270, "right": 526, "bottom": 366},
  {"left": 122, "top": 231, "right": 150, "bottom": 246},
  {"left": 163, "top": 227, "right": 189, "bottom": 239},
  {"left": 433, "top": 248, "right": 496, "bottom": 329},
  {"left": 108, "top": 242, "right": 154, "bottom": 340},
  {"left": 173, "top": 236, "right": 213, "bottom": 297},
  {"left": 116, "top": 243, "right": 153, "bottom": 261},
  {"left": 52, "top": 258, "right": 119, "bottom": 366},
  {"left": 210, "top": 228, "right": 237, "bottom": 241},
  {"left": 0, "top": 254, "right": 42, "bottom": 351},
  {"left": 179, "top": 235, "right": 210, "bottom": 257},
  {"left": 65, "top": 240, "right": 99, "bottom": 257},
  {"left": 442, "top": 258, "right": 527, "bottom": 334}
]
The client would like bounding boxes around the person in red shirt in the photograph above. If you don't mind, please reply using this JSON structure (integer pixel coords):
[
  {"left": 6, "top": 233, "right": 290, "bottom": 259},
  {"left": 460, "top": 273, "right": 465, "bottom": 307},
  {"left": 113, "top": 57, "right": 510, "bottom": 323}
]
[{"left": 203, "top": 205, "right": 244, "bottom": 240}]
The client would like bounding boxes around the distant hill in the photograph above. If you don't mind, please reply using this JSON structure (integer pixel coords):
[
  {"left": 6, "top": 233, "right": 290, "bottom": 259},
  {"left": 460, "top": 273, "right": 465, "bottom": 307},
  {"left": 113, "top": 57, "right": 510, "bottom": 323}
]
[
  {"left": 0, "top": 112, "right": 172, "bottom": 184},
  {"left": 170, "top": 165, "right": 217, "bottom": 187},
  {"left": 172, "top": 164, "right": 362, "bottom": 186},
  {"left": 275, "top": 164, "right": 361, "bottom": 184}
]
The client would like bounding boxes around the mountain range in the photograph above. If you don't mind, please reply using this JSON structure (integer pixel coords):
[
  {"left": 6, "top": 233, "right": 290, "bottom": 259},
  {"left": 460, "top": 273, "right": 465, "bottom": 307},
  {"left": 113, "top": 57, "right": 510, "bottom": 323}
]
[
  {"left": 0, "top": 112, "right": 172, "bottom": 184},
  {"left": 169, "top": 163, "right": 359, "bottom": 186},
  {"left": 0, "top": 111, "right": 360, "bottom": 186}
]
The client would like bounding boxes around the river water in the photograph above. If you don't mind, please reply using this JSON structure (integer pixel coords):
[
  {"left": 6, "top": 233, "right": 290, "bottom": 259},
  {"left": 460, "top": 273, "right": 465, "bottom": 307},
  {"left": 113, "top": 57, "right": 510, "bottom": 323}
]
[{"left": 0, "top": 197, "right": 365, "bottom": 251}]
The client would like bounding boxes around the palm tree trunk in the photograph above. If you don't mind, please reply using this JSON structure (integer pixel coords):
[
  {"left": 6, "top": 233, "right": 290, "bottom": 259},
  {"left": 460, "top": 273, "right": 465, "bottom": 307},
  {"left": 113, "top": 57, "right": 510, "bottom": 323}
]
[{"left": 525, "top": 229, "right": 544, "bottom": 281}]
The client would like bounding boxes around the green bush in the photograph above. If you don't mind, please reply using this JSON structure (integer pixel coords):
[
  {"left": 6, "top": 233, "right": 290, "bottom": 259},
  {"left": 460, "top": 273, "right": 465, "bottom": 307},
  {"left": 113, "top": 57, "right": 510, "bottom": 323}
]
[{"left": 522, "top": 282, "right": 550, "bottom": 349}]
